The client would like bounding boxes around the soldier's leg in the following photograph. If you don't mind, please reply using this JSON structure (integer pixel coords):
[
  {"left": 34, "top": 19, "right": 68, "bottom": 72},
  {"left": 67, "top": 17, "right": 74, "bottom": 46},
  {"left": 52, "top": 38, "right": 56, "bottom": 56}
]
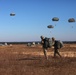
[
  {"left": 54, "top": 48, "right": 57, "bottom": 57},
  {"left": 43, "top": 48, "right": 48, "bottom": 60},
  {"left": 56, "top": 49, "right": 61, "bottom": 57}
]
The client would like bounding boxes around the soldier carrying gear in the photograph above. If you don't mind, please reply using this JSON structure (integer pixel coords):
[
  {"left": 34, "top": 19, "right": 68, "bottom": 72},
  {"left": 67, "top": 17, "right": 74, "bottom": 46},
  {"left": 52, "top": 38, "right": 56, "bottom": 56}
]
[{"left": 52, "top": 37, "right": 63, "bottom": 57}]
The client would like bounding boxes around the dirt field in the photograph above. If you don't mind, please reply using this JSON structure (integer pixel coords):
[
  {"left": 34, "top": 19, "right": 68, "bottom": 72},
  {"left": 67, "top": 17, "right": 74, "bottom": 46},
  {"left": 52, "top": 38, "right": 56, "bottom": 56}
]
[{"left": 0, "top": 44, "right": 76, "bottom": 75}]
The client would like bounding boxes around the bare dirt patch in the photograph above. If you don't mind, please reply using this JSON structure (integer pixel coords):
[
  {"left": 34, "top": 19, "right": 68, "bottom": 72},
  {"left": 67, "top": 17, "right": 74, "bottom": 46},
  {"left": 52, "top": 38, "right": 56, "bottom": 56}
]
[{"left": 0, "top": 44, "right": 76, "bottom": 75}]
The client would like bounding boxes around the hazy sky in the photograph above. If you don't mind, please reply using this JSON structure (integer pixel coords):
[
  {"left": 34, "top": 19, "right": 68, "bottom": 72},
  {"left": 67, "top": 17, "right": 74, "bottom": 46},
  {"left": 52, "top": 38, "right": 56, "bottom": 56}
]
[{"left": 0, "top": 0, "right": 76, "bottom": 42}]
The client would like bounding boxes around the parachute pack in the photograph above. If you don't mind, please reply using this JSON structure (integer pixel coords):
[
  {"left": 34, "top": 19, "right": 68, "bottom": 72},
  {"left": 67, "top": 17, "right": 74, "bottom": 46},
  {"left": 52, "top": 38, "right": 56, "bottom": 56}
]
[
  {"left": 43, "top": 37, "right": 63, "bottom": 49},
  {"left": 55, "top": 40, "right": 64, "bottom": 49},
  {"left": 43, "top": 37, "right": 52, "bottom": 48},
  {"left": 48, "top": 38, "right": 53, "bottom": 48}
]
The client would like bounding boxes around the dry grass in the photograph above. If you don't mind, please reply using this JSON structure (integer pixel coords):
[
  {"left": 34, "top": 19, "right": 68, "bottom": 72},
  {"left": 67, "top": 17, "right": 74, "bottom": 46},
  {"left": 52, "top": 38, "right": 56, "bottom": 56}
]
[{"left": 0, "top": 44, "right": 76, "bottom": 75}]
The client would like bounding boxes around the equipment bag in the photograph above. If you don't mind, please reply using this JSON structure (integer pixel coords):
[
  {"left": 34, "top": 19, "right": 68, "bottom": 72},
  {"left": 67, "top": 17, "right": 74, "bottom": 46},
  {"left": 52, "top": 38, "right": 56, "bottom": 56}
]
[
  {"left": 55, "top": 40, "right": 63, "bottom": 49},
  {"left": 48, "top": 38, "right": 53, "bottom": 48},
  {"left": 43, "top": 37, "right": 52, "bottom": 48}
]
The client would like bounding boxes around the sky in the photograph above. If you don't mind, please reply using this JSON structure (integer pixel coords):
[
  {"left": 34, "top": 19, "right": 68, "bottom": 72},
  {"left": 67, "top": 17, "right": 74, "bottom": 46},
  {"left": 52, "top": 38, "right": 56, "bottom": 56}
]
[{"left": 0, "top": 0, "right": 76, "bottom": 42}]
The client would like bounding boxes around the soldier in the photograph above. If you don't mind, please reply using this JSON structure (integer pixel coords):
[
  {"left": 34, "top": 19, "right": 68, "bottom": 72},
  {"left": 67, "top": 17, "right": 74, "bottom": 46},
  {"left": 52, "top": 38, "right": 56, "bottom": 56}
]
[
  {"left": 52, "top": 37, "right": 62, "bottom": 57},
  {"left": 40, "top": 36, "right": 48, "bottom": 60}
]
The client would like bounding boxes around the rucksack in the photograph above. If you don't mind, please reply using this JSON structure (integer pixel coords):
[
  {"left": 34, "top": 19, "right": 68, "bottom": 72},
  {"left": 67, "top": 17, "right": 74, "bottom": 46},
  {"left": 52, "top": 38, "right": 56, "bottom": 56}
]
[
  {"left": 60, "top": 41, "right": 64, "bottom": 48},
  {"left": 48, "top": 38, "right": 52, "bottom": 48},
  {"left": 43, "top": 37, "right": 52, "bottom": 48},
  {"left": 55, "top": 40, "right": 63, "bottom": 49},
  {"left": 43, "top": 37, "right": 49, "bottom": 48}
]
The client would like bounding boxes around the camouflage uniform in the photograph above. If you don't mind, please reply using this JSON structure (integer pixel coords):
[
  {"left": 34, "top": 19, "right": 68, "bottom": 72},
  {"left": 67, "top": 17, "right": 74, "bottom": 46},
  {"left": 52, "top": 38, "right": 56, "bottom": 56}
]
[
  {"left": 40, "top": 36, "right": 48, "bottom": 60},
  {"left": 52, "top": 37, "right": 61, "bottom": 57}
]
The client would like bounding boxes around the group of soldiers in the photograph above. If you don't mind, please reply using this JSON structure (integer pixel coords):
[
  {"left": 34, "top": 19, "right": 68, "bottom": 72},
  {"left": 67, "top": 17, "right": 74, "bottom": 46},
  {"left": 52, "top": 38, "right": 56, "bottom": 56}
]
[{"left": 40, "top": 36, "right": 62, "bottom": 60}]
